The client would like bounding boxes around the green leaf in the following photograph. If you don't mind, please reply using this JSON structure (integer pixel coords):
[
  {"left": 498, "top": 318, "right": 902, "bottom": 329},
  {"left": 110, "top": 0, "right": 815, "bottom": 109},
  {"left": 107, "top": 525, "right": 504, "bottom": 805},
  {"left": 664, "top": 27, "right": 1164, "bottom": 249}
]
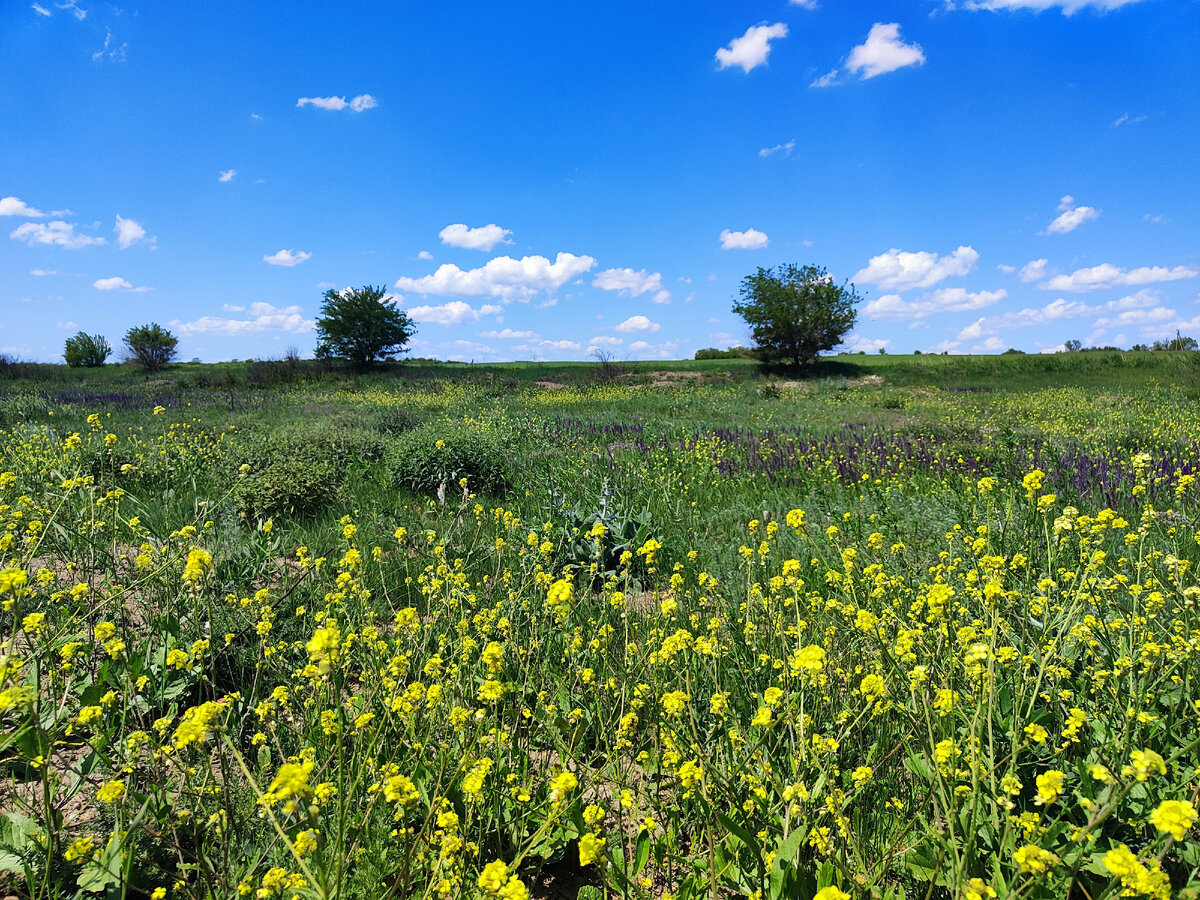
[
  {"left": 632, "top": 829, "right": 651, "bottom": 876},
  {"left": 77, "top": 833, "right": 123, "bottom": 894},
  {"left": 716, "top": 811, "right": 762, "bottom": 857}
]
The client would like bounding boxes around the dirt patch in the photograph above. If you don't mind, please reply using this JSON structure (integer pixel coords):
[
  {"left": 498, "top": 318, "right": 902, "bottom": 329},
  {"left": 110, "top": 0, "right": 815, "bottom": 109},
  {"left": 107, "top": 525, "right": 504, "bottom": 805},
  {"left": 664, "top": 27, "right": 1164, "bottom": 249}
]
[{"left": 536, "top": 381, "right": 567, "bottom": 391}]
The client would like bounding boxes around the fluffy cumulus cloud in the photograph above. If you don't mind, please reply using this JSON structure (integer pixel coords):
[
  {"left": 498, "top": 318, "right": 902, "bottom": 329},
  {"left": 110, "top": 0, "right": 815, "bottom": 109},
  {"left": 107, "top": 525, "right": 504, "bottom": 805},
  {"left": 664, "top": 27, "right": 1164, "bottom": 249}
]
[
  {"left": 853, "top": 245, "right": 978, "bottom": 291},
  {"left": 263, "top": 249, "right": 312, "bottom": 267},
  {"left": 403, "top": 300, "right": 502, "bottom": 326},
  {"left": 438, "top": 223, "right": 512, "bottom": 251},
  {"left": 864, "top": 288, "right": 1007, "bottom": 319},
  {"left": 114, "top": 214, "right": 154, "bottom": 249},
  {"left": 10, "top": 220, "right": 105, "bottom": 249},
  {"left": 957, "top": 298, "right": 1092, "bottom": 340},
  {"left": 1019, "top": 259, "right": 1051, "bottom": 282},
  {"left": 613, "top": 315, "right": 660, "bottom": 334},
  {"left": 715, "top": 23, "right": 788, "bottom": 73},
  {"left": 394, "top": 252, "right": 596, "bottom": 303},
  {"left": 0, "top": 196, "right": 46, "bottom": 217},
  {"left": 1041, "top": 263, "right": 1199, "bottom": 292},
  {"left": 592, "top": 268, "right": 670, "bottom": 303},
  {"left": 1042, "top": 195, "right": 1100, "bottom": 235},
  {"left": 719, "top": 228, "right": 769, "bottom": 250},
  {"left": 417, "top": 250, "right": 434, "bottom": 260},
  {"left": 172, "top": 302, "right": 314, "bottom": 336},
  {"left": 845, "top": 23, "right": 926, "bottom": 80},
  {"left": 218, "top": 169, "right": 236, "bottom": 183},
  {"left": 950, "top": 0, "right": 1148, "bottom": 13},
  {"left": 842, "top": 333, "right": 891, "bottom": 353},
  {"left": 296, "top": 94, "right": 378, "bottom": 112}
]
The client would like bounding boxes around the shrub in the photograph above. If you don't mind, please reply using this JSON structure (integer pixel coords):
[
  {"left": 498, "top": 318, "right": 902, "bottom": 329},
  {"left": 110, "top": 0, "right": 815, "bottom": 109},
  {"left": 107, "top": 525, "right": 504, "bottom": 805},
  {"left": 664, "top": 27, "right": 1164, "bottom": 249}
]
[
  {"left": 124, "top": 323, "right": 179, "bottom": 372},
  {"left": 63, "top": 332, "right": 112, "bottom": 367},
  {"left": 388, "top": 422, "right": 508, "bottom": 498},
  {"left": 374, "top": 405, "right": 425, "bottom": 436}
]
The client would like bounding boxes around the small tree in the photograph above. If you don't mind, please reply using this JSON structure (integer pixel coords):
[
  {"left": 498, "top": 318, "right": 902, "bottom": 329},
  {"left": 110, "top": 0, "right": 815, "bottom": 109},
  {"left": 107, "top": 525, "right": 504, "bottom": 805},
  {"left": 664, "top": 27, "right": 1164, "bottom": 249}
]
[
  {"left": 123, "top": 323, "right": 179, "bottom": 372},
  {"left": 63, "top": 332, "right": 112, "bottom": 368},
  {"left": 732, "top": 264, "right": 861, "bottom": 367},
  {"left": 314, "top": 285, "right": 415, "bottom": 369}
]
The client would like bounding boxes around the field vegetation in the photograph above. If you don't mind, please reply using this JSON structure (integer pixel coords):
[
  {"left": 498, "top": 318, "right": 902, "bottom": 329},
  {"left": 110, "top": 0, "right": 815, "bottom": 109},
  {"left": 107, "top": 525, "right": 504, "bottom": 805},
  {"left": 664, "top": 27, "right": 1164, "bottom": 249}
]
[{"left": 2, "top": 352, "right": 1199, "bottom": 899}]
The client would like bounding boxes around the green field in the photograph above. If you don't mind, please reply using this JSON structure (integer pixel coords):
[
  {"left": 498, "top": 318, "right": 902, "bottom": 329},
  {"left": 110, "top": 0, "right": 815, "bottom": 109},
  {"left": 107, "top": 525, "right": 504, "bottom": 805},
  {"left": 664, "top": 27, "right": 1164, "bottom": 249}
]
[{"left": 2, "top": 353, "right": 1199, "bottom": 900}]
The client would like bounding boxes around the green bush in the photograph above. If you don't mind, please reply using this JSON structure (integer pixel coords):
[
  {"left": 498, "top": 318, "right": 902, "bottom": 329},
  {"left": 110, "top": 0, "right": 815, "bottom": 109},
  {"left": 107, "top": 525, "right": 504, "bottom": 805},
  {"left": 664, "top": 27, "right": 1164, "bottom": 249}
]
[
  {"left": 373, "top": 405, "right": 425, "bottom": 436},
  {"left": 388, "top": 421, "right": 508, "bottom": 497},
  {"left": 63, "top": 332, "right": 112, "bottom": 368}
]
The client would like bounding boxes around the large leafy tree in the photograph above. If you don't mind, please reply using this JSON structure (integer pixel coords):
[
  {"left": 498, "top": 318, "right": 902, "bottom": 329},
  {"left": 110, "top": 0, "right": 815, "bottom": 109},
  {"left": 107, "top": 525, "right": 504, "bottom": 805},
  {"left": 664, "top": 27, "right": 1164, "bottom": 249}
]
[
  {"left": 314, "top": 285, "right": 415, "bottom": 368},
  {"left": 123, "top": 323, "right": 179, "bottom": 372},
  {"left": 733, "top": 264, "right": 861, "bottom": 367}
]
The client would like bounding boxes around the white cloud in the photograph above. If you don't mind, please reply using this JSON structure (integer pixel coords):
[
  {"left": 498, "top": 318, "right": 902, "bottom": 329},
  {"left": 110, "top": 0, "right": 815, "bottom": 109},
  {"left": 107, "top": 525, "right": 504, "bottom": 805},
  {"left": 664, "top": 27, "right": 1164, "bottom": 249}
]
[
  {"left": 222, "top": 304, "right": 246, "bottom": 312},
  {"left": 404, "top": 300, "right": 503, "bottom": 326},
  {"left": 32, "top": 3, "right": 51, "bottom": 15},
  {"left": 263, "top": 249, "right": 312, "bottom": 267},
  {"left": 759, "top": 140, "right": 796, "bottom": 158},
  {"left": 956, "top": 298, "right": 1092, "bottom": 339},
  {"left": 810, "top": 69, "right": 840, "bottom": 88},
  {"left": 845, "top": 23, "right": 925, "bottom": 80},
  {"left": 1019, "top": 258, "right": 1051, "bottom": 282},
  {"left": 29, "top": 268, "right": 56, "bottom": 276},
  {"left": 842, "top": 333, "right": 891, "bottom": 353},
  {"left": 614, "top": 315, "right": 660, "bottom": 334},
  {"left": 57, "top": 0, "right": 86, "bottom": 19},
  {"left": 1042, "top": 195, "right": 1100, "bottom": 234},
  {"left": 480, "top": 328, "right": 538, "bottom": 340},
  {"left": 996, "top": 263, "right": 1016, "bottom": 274},
  {"left": 954, "top": 0, "right": 1149, "bottom": 13},
  {"left": 1143, "top": 213, "right": 1164, "bottom": 224},
  {"left": 0, "top": 196, "right": 46, "bottom": 217},
  {"left": 417, "top": 250, "right": 433, "bottom": 260},
  {"left": 1111, "top": 112, "right": 1148, "bottom": 127},
  {"left": 395, "top": 252, "right": 596, "bottom": 303},
  {"left": 789, "top": 0, "right": 819, "bottom": 7},
  {"left": 719, "top": 228, "right": 769, "bottom": 250},
  {"left": 1104, "top": 289, "right": 1161, "bottom": 311},
  {"left": 1042, "top": 263, "right": 1199, "bottom": 292},
  {"left": 715, "top": 22, "right": 788, "bottom": 73},
  {"left": 296, "top": 94, "right": 377, "bottom": 112},
  {"left": 587, "top": 335, "right": 623, "bottom": 347},
  {"left": 438, "top": 223, "right": 512, "bottom": 251},
  {"left": 864, "top": 288, "right": 1006, "bottom": 319},
  {"left": 92, "top": 27, "right": 127, "bottom": 63},
  {"left": 56, "top": 320, "right": 78, "bottom": 329},
  {"left": 853, "top": 245, "right": 978, "bottom": 291},
  {"left": 172, "top": 302, "right": 314, "bottom": 336},
  {"left": 593, "top": 268, "right": 667, "bottom": 298},
  {"left": 92, "top": 276, "right": 149, "bottom": 292},
  {"left": 218, "top": 169, "right": 237, "bottom": 182},
  {"left": 114, "top": 214, "right": 153, "bottom": 249},
  {"left": 10, "top": 220, "right": 105, "bottom": 249},
  {"left": 651, "top": 290, "right": 672, "bottom": 304}
]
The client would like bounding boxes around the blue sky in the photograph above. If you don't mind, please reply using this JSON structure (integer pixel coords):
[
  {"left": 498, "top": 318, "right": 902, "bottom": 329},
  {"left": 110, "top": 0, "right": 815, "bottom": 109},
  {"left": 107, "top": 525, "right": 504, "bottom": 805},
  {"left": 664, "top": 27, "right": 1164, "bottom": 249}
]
[{"left": 3, "top": 0, "right": 1197, "bottom": 362}]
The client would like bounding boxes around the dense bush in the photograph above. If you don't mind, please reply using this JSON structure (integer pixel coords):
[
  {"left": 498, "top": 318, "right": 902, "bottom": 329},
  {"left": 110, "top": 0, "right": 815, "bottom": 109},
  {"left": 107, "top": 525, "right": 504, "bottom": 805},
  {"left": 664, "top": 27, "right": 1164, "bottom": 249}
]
[
  {"left": 124, "top": 323, "right": 179, "bottom": 372},
  {"left": 389, "top": 421, "right": 509, "bottom": 497},
  {"left": 63, "top": 332, "right": 112, "bottom": 368}
]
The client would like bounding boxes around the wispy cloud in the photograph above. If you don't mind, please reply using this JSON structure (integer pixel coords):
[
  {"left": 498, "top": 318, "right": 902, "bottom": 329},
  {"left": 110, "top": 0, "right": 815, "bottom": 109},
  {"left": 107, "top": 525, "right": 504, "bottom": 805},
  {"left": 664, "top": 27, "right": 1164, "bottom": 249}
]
[
  {"left": 93, "top": 276, "right": 150, "bottom": 292},
  {"left": 1041, "top": 263, "right": 1199, "bottom": 292},
  {"left": 296, "top": 94, "right": 378, "bottom": 112},
  {"left": 218, "top": 169, "right": 237, "bottom": 183},
  {"left": 759, "top": 140, "right": 796, "bottom": 158},
  {"left": 10, "top": 220, "right": 105, "bottom": 249},
  {"left": 593, "top": 268, "right": 670, "bottom": 303}
]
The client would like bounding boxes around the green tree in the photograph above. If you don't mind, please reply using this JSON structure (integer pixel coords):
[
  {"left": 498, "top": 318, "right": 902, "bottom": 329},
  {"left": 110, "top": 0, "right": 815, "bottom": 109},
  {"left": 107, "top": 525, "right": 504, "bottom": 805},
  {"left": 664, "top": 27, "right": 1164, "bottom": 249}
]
[
  {"left": 123, "top": 323, "right": 179, "bottom": 372},
  {"left": 63, "top": 332, "right": 112, "bottom": 368},
  {"left": 732, "top": 264, "right": 861, "bottom": 367},
  {"left": 314, "top": 285, "right": 415, "bottom": 368}
]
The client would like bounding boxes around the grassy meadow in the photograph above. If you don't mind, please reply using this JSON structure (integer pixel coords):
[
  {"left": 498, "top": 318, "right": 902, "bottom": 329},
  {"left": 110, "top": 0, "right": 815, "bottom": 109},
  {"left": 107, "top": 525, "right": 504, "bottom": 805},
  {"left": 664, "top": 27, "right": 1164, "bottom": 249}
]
[{"left": 2, "top": 352, "right": 1200, "bottom": 900}]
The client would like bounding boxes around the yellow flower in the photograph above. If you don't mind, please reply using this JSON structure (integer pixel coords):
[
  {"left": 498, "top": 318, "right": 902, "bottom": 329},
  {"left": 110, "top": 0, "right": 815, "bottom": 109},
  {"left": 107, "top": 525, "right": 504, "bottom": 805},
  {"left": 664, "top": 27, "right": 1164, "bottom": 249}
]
[
  {"left": 1125, "top": 748, "right": 1166, "bottom": 782},
  {"left": 478, "top": 860, "right": 509, "bottom": 894},
  {"left": 1034, "top": 770, "right": 1065, "bottom": 806},
  {"left": 1149, "top": 799, "right": 1196, "bottom": 841},
  {"left": 1013, "top": 844, "right": 1058, "bottom": 874},
  {"left": 181, "top": 548, "right": 212, "bottom": 588},
  {"left": 578, "top": 832, "right": 605, "bottom": 867},
  {"left": 549, "top": 771, "right": 577, "bottom": 803},
  {"left": 813, "top": 888, "right": 849, "bottom": 900},
  {"left": 96, "top": 780, "right": 125, "bottom": 803}
]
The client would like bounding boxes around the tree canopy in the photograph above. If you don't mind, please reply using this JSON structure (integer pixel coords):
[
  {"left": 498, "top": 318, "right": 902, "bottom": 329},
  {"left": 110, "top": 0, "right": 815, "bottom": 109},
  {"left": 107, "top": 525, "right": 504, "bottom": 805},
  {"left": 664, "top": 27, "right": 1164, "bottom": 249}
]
[
  {"left": 315, "top": 285, "right": 415, "bottom": 369},
  {"left": 123, "top": 323, "right": 178, "bottom": 372},
  {"left": 63, "top": 332, "right": 112, "bottom": 368},
  {"left": 732, "top": 264, "right": 861, "bottom": 367}
]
